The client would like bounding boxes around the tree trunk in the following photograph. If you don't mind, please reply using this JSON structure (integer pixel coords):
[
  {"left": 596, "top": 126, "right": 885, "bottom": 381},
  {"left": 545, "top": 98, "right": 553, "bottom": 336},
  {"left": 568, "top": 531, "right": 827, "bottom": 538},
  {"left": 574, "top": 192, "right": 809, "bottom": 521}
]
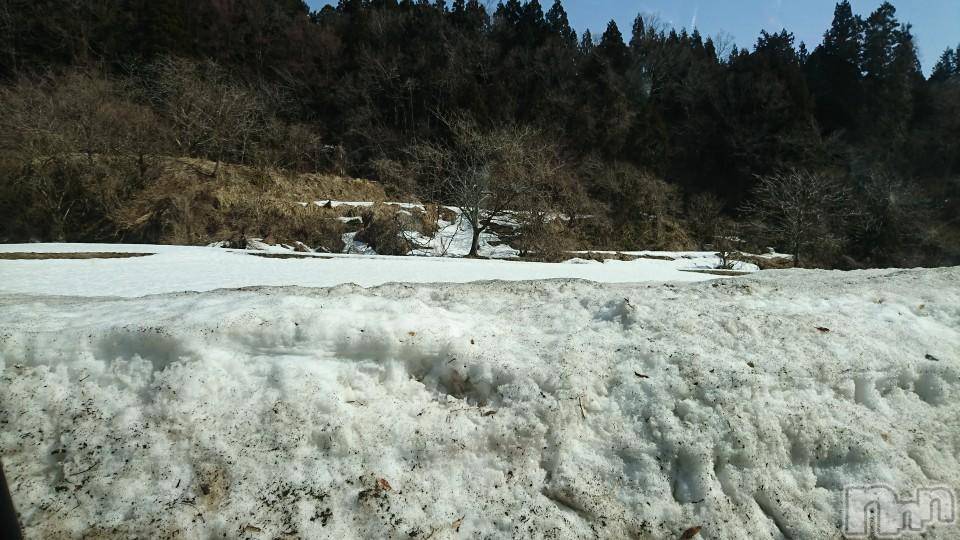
[{"left": 468, "top": 225, "right": 481, "bottom": 258}]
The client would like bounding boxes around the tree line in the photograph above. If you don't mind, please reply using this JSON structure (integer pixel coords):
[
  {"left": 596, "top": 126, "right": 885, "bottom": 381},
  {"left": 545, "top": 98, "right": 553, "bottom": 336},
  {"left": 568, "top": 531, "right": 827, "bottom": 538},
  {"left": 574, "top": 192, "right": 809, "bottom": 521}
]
[{"left": 0, "top": 0, "right": 957, "bottom": 266}]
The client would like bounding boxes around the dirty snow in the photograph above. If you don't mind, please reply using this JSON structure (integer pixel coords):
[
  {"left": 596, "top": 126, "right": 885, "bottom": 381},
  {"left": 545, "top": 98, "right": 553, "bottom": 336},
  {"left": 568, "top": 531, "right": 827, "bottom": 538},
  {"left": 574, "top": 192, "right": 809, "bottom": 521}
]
[{"left": 1, "top": 243, "right": 958, "bottom": 539}]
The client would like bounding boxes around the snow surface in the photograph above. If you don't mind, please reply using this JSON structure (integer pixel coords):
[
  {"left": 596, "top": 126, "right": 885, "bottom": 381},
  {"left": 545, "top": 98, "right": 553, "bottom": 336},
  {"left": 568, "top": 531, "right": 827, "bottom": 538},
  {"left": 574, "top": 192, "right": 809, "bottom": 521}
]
[
  {"left": 0, "top": 243, "right": 733, "bottom": 297},
  {"left": 312, "top": 200, "right": 427, "bottom": 210},
  {"left": 1, "top": 258, "right": 959, "bottom": 538}
]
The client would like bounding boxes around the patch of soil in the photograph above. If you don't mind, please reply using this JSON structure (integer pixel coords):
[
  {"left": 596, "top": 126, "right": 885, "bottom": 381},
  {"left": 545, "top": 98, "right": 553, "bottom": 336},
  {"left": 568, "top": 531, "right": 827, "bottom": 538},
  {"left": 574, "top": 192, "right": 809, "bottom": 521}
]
[
  {"left": 245, "top": 252, "right": 334, "bottom": 260},
  {"left": 573, "top": 252, "right": 642, "bottom": 262},
  {"left": 679, "top": 268, "right": 753, "bottom": 276},
  {"left": 0, "top": 252, "right": 154, "bottom": 260}
]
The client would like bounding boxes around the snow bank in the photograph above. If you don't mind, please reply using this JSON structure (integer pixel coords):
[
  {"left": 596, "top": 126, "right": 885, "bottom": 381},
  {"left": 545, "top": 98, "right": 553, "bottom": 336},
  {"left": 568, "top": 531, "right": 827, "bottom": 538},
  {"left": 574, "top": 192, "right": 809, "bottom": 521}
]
[
  {"left": 0, "top": 244, "right": 730, "bottom": 297},
  {"left": 2, "top": 267, "right": 958, "bottom": 538}
]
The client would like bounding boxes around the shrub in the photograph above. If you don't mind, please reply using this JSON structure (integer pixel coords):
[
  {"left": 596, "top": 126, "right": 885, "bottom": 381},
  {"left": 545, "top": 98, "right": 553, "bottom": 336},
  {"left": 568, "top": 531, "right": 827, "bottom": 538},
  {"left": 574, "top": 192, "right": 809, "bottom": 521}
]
[
  {"left": 583, "top": 161, "right": 695, "bottom": 251},
  {"left": 353, "top": 203, "right": 438, "bottom": 255},
  {"left": 512, "top": 215, "right": 581, "bottom": 261},
  {"left": 741, "top": 170, "right": 852, "bottom": 267}
]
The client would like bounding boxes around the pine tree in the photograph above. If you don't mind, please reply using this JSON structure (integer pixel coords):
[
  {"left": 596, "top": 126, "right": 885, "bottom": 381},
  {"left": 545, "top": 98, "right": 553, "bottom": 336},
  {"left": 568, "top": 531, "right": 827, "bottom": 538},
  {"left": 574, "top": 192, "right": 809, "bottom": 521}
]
[
  {"left": 704, "top": 37, "right": 717, "bottom": 61},
  {"left": 886, "top": 24, "right": 922, "bottom": 131},
  {"left": 824, "top": 1, "right": 861, "bottom": 63},
  {"left": 691, "top": 29, "right": 704, "bottom": 56},
  {"left": 859, "top": 3, "right": 921, "bottom": 162},
  {"left": 518, "top": 0, "right": 548, "bottom": 47},
  {"left": 500, "top": 0, "right": 523, "bottom": 25},
  {"left": 805, "top": 1, "right": 863, "bottom": 134},
  {"left": 452, "top": 0, "right": 486, "bottom": 33},
  {"left": 755, "top": 30, "right": 799, "bottom": 65},
  {"left": 597, "top": 20, "right": 628, "bottom": 71},
  {"left": 930, "top": 48, "right": 957, "bottom": 82},
  {"left": 861, "top": 1, "right": 899, "bottom": 81},
  {"left": 629, "top": 15, "right": 645, "bottom": 49},
  {"left": 580, "top": 29, "right": 594, "bottom": 56},
  {"left": 545, "top": 0, "right": 576, "bottom": 46}
]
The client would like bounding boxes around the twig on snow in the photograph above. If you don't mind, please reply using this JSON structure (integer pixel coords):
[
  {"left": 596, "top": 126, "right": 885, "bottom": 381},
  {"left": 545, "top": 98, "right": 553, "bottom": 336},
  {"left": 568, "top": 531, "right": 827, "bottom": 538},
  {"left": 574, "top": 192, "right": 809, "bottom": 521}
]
[{"left": 65, "top": 460, "right": 99, "bottom": 478}]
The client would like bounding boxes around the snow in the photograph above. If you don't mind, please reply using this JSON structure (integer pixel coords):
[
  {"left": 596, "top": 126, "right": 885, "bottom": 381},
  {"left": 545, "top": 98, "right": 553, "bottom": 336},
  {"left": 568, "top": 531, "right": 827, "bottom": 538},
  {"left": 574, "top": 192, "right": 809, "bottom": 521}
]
[
  {"left": 1, "top": 263, "right": 958, "bottom": 538},
  {"left": 405, "top": 218, "right": 519, "bottom": 259},
  {"left": 0, "top": 243, "right": 734, "bottom": 297},
  {"left": 312, "top": 200, "right": 427, "bottom": 210},
  {"left": 341, "top": 232, "right": 376, "bottom": 255}
]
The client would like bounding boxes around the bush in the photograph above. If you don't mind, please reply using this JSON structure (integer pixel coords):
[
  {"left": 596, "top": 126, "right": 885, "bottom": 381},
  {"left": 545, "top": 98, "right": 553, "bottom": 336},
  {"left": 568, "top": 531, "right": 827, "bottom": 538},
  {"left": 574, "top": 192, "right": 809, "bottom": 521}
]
[
  {"left": 512, "top": 217, "right": 580, "bottom": 261},
  {"left": 585, "top": 162, "right": 695, "bottom": 250},
  {"left": 686, "top": 192, "right": 726, "bottom": 249},
  {"left": 741, "top": 170, "right": 851, "bottom": 267},
  {"left": 353, "top": 203, "right": 438, "bottom": 255},
  {"left": 0, "top": 70, "right": 171, "bottom": 241}
]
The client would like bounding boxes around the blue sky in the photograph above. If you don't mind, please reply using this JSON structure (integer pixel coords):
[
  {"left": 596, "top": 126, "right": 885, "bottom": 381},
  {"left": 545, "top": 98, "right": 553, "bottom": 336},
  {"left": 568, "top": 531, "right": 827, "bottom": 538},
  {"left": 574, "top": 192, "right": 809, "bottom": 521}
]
[{"left": 305, "top": 0, "right": 959, "bottom": 74}]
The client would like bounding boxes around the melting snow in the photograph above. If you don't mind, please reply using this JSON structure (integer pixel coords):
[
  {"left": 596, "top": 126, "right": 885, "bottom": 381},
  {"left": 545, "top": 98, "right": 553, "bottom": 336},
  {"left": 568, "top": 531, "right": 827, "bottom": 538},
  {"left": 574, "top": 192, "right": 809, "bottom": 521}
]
[
  {"left": 1, "top": 245, "right": 958, "bottom": 539},
  {"left": 0, "top": 244, "right": 732, "bottom": 297}
]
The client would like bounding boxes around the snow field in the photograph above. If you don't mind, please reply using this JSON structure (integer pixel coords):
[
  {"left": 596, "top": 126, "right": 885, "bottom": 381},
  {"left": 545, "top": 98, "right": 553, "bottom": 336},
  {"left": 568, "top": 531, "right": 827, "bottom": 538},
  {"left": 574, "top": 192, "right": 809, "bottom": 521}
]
[
  {"left": 1, "top": 267, "right": 958, "bottom": 538},
  {"left": 0, "top": 243, "right": 737, "bottom": 297}
]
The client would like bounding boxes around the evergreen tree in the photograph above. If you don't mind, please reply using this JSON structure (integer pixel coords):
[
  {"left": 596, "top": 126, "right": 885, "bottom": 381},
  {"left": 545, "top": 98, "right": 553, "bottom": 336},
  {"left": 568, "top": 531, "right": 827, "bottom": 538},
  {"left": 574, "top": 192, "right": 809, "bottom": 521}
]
[
  {"left": 805, "top": 0, "right": 863, "bottom": 134},
  {"left": 885, "top": 24, "right": 922, "bottom": 141},
  {"left": 755, "top": 30, "right": 800, "bottom": 65},
  {"left": 597, "top": 20, "right": 628, "bottom": 71},
  {"left": 518, "top": 0, "right": 548, "bottom": 47},
  {"left": 862, "top": 2, "right": 899, "bottom": 81},
  {"left": 579, "top": 29, "right": 594, "bottom": 55},
  {"left": 545, "top": 0, "right": 576, "bottom": 46},
  {"left": 629, "top": 15, "right": 645, "bottom": 49},
  {"left": 859, "top": 3, "right": 920, "bottom": 159},
  {"left": 930, "top": 48, "right": 957, "bottom": 82},
  {"left": 825, "top": 1, "right": 861, "bottom": 62},
  {"left": 704, "top": 37, "right": 717, "bottom": 61}
]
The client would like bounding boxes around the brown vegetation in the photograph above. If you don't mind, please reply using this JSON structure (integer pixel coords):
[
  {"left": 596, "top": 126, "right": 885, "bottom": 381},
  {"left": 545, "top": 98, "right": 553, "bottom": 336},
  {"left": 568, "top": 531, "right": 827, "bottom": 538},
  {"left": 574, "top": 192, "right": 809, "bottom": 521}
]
[
  {"left": 0, "top": 252, "right": 153, "bottom": 260},
  {"left": 2, "top": 61, "right": 950, "bottom": 266},
  {"left": 728, "top": 252, "right": 796, "bottom": 270},
  {"left": 352, "top": 203, "right": 439, "bottom": 255},
  {"left": 113, "top": 157, "right": 386, "bottom": 251}
]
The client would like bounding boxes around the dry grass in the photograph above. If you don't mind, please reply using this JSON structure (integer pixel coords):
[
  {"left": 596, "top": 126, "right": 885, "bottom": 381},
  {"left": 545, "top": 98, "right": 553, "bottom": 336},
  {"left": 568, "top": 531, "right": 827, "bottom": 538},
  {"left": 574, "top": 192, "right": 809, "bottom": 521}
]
[
  {"left": 679, "top": 268, "right": 754, "bottom": 276},
  {"left": 115, "top": 157, "right": 394, "bottom": 251},
  {"left": 563, "top": 251, "right": 641, "bottom": 262},
  {"left": 245, "top": 252, "right": 334, "bottom": 260},
  {"left": 353, "top": 203, "right": 439, "bottom": 255},
  {"left": 730, "top": 252, "right": 795, "bottom": 270},
  {"left": 0, "top": 252, "right": 153, "bottom": 260}
]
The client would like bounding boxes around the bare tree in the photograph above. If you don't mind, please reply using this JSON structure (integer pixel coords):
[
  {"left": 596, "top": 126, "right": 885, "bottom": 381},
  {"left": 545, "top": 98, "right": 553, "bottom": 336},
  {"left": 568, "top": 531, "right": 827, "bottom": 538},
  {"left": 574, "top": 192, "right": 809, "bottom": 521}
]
[
  {"left": 0, "top": 69, "right": 169, "bottom": 240},
  {"left": 145, "top": 58, "right": 267, "bottom": 175},
  {"left": 408, "top": 118, "right": 562, "bottom": 257},
  {"left": 741, "top": 170, "right": 851, "bottom": 267},
  {"left": 711, "top": 31, "right": 737, "bottom": 61},
  {"left": 687, "top": 192, "right": 725, "bottom": 249}
]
